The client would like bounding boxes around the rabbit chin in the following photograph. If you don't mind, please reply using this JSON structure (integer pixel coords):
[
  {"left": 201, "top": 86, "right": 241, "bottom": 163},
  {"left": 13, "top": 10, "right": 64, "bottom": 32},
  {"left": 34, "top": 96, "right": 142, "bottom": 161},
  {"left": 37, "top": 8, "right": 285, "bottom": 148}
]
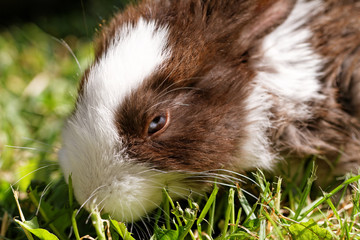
[
  {"left": 81, "top": 172, "right": 193, "bottom": 222},
  {"left": 59, "top": 148, "right": 193, "bottom": 222},
  {"left": 91, "top": 176, "right": 187, "bottom": 221}
]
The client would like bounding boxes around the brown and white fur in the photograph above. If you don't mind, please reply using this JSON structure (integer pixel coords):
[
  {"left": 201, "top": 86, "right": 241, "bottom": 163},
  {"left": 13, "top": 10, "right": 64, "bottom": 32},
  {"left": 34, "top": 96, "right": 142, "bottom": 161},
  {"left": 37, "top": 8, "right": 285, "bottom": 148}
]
[{"left": 59, "top": 0, "right": 360, "bottom": 222}]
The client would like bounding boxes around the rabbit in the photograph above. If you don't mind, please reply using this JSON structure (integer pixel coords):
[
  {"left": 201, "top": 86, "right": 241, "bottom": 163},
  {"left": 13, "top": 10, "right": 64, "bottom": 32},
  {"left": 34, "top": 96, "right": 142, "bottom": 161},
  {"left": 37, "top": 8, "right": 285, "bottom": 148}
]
[{"left": 59, "top": 0, "right": 360, "bottom": 222}]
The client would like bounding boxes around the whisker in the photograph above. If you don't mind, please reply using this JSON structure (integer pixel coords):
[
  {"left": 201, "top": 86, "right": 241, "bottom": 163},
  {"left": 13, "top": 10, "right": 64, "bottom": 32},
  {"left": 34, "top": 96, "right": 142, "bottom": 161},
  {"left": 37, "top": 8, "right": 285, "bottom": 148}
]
[
  {"left": 51, "top": 37, "right": 82, "bottom": 72},
  {"left": 134, "top": 174, "right": 205, "bottom": 198},
  {"left": 10, "top": 164, "right": 59, "bottom": 188},
  {"left": 76, "top": 184, "right": 107, "bottom": 217},
  {"left": 132, "top": 223, "right": 142, "bottom": 239},
  {"left": 207, "top": 172, "right": 247, "bottom": 184},
  {"left": 189, "top": 179, "right": 236, "bottom": 188},
  {"left": 165, "top": 189, "right": 189, "bottom": 200},
  {"left": 188, "top": 179, "right": 259, "bottom": 200},
  {"left": 238, "top": 189, "right": 259, "bottom": 201},
  {"left": 85, "top": 210, "right": 93, "bottom": 224},
  {"left": 134, "top": 220, "right": 149, "bottom": 240},
  {"left": 121, "top": 202, "right": 126, "bottom": 223},
  {"left": 134, "top": 198, "right": 151, "bottom": 222},
  {"left": 139, "top": 168, "right": 254, "bottom": 199},
  {"left": 129, "top": 202, "right": 135, "bottom": 233},
  {"left": 156, "top": 75, "right": 204, "bottom": 99},
  {"left": 36, "top": 180, "right": 55, "bottom": 215},
  {"left": 4, "top": 145, "right": 51, "bottom": 152},
  {"left": 150, "top": 75, "right": 204, "bottom": 109},
  {"left": 139, "top": 217, "right": 152, "bottom": 239},
  {"left": 154, "top": 86, "right": 201, "bottom": 102},
  {"left": 207, "top": 169, "right": 260, "bottom": 187},
  {"left": 95, "top": 195, "right": 110, "bottom": 215},
  {"left": 142, "top": 198, "right": 172, "bottom": 222},
  {"left": 167, "top": 185, "right": 204, "bottom": 198},
  {"left": 21, "top": 137, "right": 58, "bottom": 148},
  {"left": 143, "top": 168, "right": 170, "bottom": 175},
  {"left": 152, "top": 54, "right": 189, "bottom": 94},
  {"left": 145, "top": 99, "right": 174, "bottom": 113},
  {"left": 145, "top": 88, "right": 194, "bottom": 115},
  {"left": 135, "top": 168, "right": 167, "bottom": 176},
  {"left": 185, "top": 173, "right": 246, "bottom": 185}
]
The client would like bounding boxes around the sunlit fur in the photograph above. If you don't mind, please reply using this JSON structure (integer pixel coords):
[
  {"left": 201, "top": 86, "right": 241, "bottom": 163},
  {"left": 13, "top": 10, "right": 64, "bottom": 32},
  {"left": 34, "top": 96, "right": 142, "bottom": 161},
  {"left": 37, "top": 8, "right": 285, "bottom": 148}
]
[
  {"left": 240, "top": 0, "right": 324, "bottom": 170},
  {"left": 59, "top": 0, "right": 360, "bottom": 223},
  {"left": 59, "top": 19, "right": 179, "bottom": 221}
]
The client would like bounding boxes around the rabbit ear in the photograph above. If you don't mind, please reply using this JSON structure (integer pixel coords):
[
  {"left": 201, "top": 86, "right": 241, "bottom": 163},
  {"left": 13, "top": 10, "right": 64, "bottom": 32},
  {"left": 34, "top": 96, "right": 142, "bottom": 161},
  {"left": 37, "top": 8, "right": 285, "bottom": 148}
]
[{"left": 236, "top": 0, "right": 295, "bottom": 50}]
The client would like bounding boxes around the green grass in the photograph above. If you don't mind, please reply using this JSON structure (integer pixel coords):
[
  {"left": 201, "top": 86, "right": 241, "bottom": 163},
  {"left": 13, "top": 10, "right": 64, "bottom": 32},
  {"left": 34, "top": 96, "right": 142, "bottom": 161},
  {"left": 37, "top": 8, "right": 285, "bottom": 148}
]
[
  {"left": 1, "top": 23, "right": 360, "bottom": 240},
  {"left": 0, "top": 23, "right": 93, "bottom": 239}
]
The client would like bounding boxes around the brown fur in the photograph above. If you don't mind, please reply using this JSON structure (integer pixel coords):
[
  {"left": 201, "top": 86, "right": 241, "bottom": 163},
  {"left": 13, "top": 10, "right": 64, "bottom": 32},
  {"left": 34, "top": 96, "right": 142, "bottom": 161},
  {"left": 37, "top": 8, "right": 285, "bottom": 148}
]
[
  {"left": 271, "top": 1, "right": 360, "bottom": 178},
  {"left": 79, "top": 0, "right": 360, "bottom": 177},
  {"left": 79, "top": 0, "right": 294, "bottom": 172}
]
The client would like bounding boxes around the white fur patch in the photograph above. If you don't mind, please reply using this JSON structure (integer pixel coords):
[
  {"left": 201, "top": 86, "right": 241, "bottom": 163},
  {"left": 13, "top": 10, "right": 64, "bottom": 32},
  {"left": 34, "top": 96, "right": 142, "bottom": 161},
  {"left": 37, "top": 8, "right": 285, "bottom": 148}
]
[
  {"left": 59, "top": 18, "right": 175, "bottom": 221},
  {"left": 239, "top": 0, "right": 324, "bottom": 170},
  {"left": 86, "top": 18, "right": 171, "bottom": 114}
]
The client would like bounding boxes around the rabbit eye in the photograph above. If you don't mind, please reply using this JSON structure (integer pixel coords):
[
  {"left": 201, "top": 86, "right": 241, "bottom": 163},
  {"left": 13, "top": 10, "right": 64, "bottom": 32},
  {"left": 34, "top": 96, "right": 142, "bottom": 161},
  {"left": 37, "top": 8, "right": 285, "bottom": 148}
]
[{"left": 147, "top": 112, "right": 169, "bottom": 136}]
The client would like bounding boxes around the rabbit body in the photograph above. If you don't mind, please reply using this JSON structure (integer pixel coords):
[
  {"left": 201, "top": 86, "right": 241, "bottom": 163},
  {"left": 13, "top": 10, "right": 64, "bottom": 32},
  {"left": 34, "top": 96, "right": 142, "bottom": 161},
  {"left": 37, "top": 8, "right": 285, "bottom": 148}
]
[{"left": 59, "top": 0, "right": 360, "bottom": 221}]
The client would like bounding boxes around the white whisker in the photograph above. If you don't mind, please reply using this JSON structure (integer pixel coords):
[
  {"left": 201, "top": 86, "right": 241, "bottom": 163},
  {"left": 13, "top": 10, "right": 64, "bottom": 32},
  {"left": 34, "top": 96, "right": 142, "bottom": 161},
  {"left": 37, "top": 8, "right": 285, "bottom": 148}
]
[
  {"left": 4, "top": 145, "right": 50, "bottom": 152},
  {"left": 142, "top": 198, "right": 172, "bottom": 221},
  {"left": 95, "top": 195, "right": 110, "bottom": 214},
  {"left": 76, "top": 184, "right": 107, "bottom": 217},
  {"left": 207, "top": 169, "right": 260, "bottom": 186},
  {"left": 21, "top": 137, "right": 58, "bottom": 148},
  {"left": 154, "top": 86, "right": 201, "bottom": 102},
  {"left": 152, "top": 54, "right": 188, "bottom": 94},
  {"left": 10, "top": 164, "right": 58, "bottom": 188},
  {"left": 134, "top": 220, "right": 150, "bottom": 240},
  {"left": 185, "top": 173, "right": 246, "bottom": 185},
  {"left": 145, "top": 99, "right": 174, "bottom": 113},
  {"left": 189, "top": 179, "right": 235, "bottom": 188},
  {"left": 51, "top": 37, "right": 82, "bottom": 72},
  {"left": 239, "top": 189, "right": 259, "bottom": 201},
  {"left": 167, "top": 185, "right": 204, "bottom": 198},
  {"left": 129, "top": 202, "right": 135, "bottom": 232},
  {"left": 36, "top": 180, "right": 55, "bottom": 215},
  {"left": 134, "top": 198, "right": 151, "bottom": 222},
  {"left": 85, "top": 210, "right": 93, "bottom": 224}
]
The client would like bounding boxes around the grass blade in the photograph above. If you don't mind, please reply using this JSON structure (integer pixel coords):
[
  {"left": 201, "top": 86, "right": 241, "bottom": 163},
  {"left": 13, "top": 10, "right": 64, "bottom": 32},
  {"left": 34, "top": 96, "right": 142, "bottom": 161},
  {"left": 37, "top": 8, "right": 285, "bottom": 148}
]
[
  {"left": 299, "top": 174, "right": 360, "bottom": 220},
  {"left": 221, "top": 188, "right": 235, "bottom": 238},
  {"left": 90, "top": 208, "right": 106, "bottom": 240},
  {"left": 196, "top": 183, "right": 218, "bottom": 237},
  {"left": 71, "top": 210, "right": 80, "bottom": 240},
  {"left": 294, "top": 161, "right": 316, "bottom": 221}
]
